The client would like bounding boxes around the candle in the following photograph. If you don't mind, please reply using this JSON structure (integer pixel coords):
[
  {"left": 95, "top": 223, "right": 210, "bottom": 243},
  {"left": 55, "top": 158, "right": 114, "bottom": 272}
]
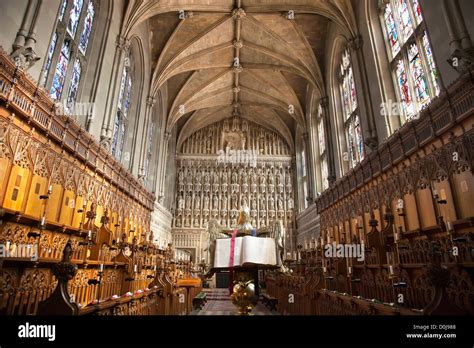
[
  {"left": 41, "top": 216, "right": 45, "bottom": 226},
  {"left": 100, "top": 264, "right": 104, "bottom": 272},
  {"left": 88, "top": 230, "right": 92, "bottom": 239},
  {"left": 348, "top": 266, "right": 352, "bottom": 275},
  {"left": 153, "top": 265, "right": 157, "bottom": 271},
  {"left": 389, "top": 265, "right": 394, "bottom": 275},
  {"left": 446, "top": 221, "right": 453, "bottom": 232},
  {"left": 48, "top": 185, "right": 52, "bottom": 193},
  {"left": 134, "top": 264, "right": 137, "bottom": 273},
  {"left": 323, "top": 266, "right": 327, "bottom": 273},
  {"left": 320, "top": 237, "right": 324, "bottom": 247},
  {"left": 327, "top": 234, "right": 330, "bottom": 244},
  {"left": 394, "top": 231, "right": 399, "bottom": 241}
]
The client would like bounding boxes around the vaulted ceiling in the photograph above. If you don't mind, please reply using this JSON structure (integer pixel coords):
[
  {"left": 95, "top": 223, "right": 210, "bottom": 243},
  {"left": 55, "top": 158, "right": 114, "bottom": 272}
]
[{"left": 125, "top": 0, "right": 357, "bottom": 152}]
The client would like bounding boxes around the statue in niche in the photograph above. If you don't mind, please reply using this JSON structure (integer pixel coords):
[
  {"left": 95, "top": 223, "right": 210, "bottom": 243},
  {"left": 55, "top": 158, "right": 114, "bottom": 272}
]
[
  {"left": 259, "top": 171, "right": 266, "bottom": 186},
  {"left": 250, "top": 170, "right": 256, "bottom": 185},
  {"left": 178, "top": 171, "right": 184, "bottom": 191},
  {"left": 185, "top": 195, "right": 191, "bottom": 210},
  {"left": 213, "top": 195, "right": 219, "bottom": 210},
  {"left": 203, "top": 195, "right": 210, "bottom": 210},
  {"left": 287, "top": 197, "right": 294, "bottom": 210},
  {"left": 195, "top": 171, "right": 202, "bottom": 192},
  {"left": 178, "top": 195, "right": 185, "bottom": 210},
  {"left": 277, "top": 196, "right": 284, "bottom": 211},
  {"left": 268, "top": 171, "right": 275, "bottom": 185},
  {"left": 231, "top": 193, "right": 238, "bottom": 210},
  {"left": 231, "top": 171, "right": 238, "bottom": 184},
  {"left": 203, "top": 172, "right": 210, "bottom": 192},
  {"left": 269, "top": 196, "right": 275, "bottom": 211},
  {"left": 221, "top": 172, "right": 228, "bottom": 185},
  {"left": 259, "top": 196, "right": 266, "bottom": 210},
  {"left": 221, "top": 195, "right": 228, "bottom": 211},
  {"left": 194, "top": 195, "right": 201, "bottom": 210},
  {"left": 251, "top": 197, "right": 257, "bottom": 210},
  {"left": 195, "top": 170, "right": 202, "bottom": 184},
  {"left": 186, "top": 172, "right": 193, "bottom": 192},
  {"left": 185, "top": 216, "right": 190, "bottom": 227},
  {"left": 241, "top": 196, "right": 248, "bottom": 208}
]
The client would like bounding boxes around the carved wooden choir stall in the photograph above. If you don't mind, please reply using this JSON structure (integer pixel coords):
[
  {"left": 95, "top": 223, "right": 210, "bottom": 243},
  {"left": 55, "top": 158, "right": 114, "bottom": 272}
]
[{"left": 0, "top": 49, "right": 200, "bottom": 315}]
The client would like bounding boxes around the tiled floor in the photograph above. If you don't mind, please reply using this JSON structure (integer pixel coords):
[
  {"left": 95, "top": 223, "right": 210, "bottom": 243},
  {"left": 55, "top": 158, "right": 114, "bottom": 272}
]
[{"left": 193, "top": 288, "right": 277, "bottom": 315}]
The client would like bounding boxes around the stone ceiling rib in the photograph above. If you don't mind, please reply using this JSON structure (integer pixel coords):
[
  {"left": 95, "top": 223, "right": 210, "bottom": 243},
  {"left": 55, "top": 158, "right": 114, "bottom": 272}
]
[{"left": 139, "top": 0, "right": 356, "bottom": 152}]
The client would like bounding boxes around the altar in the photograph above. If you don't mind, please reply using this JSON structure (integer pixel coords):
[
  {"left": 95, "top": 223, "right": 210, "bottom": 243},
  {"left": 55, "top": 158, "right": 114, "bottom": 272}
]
[{"left": 206, "top": 207, "right": 284, "bottom": 315}]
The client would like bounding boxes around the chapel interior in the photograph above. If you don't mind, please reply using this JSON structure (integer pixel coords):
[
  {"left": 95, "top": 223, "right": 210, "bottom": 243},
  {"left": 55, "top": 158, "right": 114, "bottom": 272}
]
[{"left": 0, "top": 0, "right": 473, "bottom": 316}]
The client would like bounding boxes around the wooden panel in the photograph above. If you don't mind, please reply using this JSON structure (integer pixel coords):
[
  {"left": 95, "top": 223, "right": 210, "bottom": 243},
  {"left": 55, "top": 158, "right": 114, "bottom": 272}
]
[
  {"left": 24, "top": 175, "right": 47, "bottom": 219},
  {"left": 3, "top": 166, "right": 30, "bottom": 211}
]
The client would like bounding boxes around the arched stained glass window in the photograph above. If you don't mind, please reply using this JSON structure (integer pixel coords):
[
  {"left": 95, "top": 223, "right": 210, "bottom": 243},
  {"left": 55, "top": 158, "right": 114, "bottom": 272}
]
[
  {"left": 59, "top": 0, "right": 67, "bottom": 21},
  {"left": 339, "top": 49, "right": 364, "bottom": 169},
  {"left": 315, "top": 104, "right": 328, "bottom": 191},
  {"left": 66, "top": 58, "right": 81, "bottom": 112},
  {"left": 67, "top": 0, "right": 84, "bottom": 37},
  {"left": 45, "top": 32, "right": 58, "bottom": 76},
  {"left": 50, "top": 40, "right": 71, "bottom": 101},
  {"left": 112, "top": 62, "right": 133, "bottom": 160},
  {"left": 46, "top": 0, "right": 96, "bottom": 108},
  {"left": 79, "top": 1, "right": 94, "bottom": 54},
  {"left": 379, "top": 0, "right": 440, "bottom": 122}
]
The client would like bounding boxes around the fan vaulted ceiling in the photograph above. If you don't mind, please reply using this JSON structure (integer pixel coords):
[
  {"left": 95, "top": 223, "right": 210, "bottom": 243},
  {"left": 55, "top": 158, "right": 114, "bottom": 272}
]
[{"left": 125, "top": 0, "right": 357, "bottom": 151}]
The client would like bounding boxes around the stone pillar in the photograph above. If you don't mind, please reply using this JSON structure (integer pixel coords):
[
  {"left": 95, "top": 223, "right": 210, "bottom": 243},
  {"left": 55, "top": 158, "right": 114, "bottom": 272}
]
[
  {"left": 10, "top": 0, "right": 42, "bottom": 70},
  {"left": 100, "top": 34, "right": 130, "bottom": 151}
]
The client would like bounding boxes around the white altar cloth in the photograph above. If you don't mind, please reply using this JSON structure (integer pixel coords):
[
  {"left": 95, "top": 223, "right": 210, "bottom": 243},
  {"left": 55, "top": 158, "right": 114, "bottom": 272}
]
[{"left": 213, "top": 236, "right": 278, "bottom": 269}]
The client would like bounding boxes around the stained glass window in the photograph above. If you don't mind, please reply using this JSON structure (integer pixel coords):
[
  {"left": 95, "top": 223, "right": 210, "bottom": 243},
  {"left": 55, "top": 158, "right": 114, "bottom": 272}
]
[
  {"left": 411, "top": 0, "right": 423, "bottom": 25},
  {"left": 67, "top": 0, "right": 84, "bottom": 37},
  {"left": 117, "top": 66, "right": 127, "bottom": 109},
  {"left": 50, "top": 40, "right": 71, "bottom": 100},
  {"left": 422, "top": 31, "right": 440, "bottom": 96},
  {"left": 117, "top": 121, "right": 126, "bottom": 160},
  {"left": 111, "top": 116, "right": 120, "bottom": 156},
  {"left": 397, "top": 0, "right": 413, "bottom": 43},
  {"left": 59, "top": 0, "right": 67, "bottom": 21},
  {"left": 79, "top": 1, "right": 94, "bottom": 54},
  {"left": 380, "top": 0, "right": 440, "bottom": 123},
  {"left": 321, "top": 158, "right": 328, "bottom": 191},
  {"left": 339, "top": 50, "right": 364, "bottom": 170},
  {"left": 408, "top": 43, "right": 430, "bottom": 108},
  {"left": 383, "top": 3, "right": 400, "bottom": 57},
  {"left": 395, "top": 59, "right": 415, "bottom": 118},
  {"left": 124, "top": 77, "right": 132, "bottom": 117},
  {"left": 318, "top": 118, "right": 325, "bottom": 155},
  {"left": 45, "top": 32, "right": 57, "bottom": 77},
  {"left": 315, "top": 103, "right": 328, "bottom": 191},
  {"left": 44, "top": 0, "right": 97, "bottom": 101},
  {"left": 113, "top": 57, "right": 133, "bottom": 160},
  {"left": 66, "top": 58, "right": 81, "bottom": 112}
]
